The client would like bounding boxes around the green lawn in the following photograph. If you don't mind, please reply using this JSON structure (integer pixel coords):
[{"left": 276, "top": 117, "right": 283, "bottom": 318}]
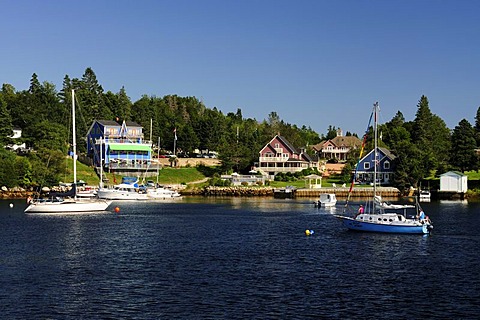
[{"left": 62, "top": 158, "right": 101, "bottom": 185}]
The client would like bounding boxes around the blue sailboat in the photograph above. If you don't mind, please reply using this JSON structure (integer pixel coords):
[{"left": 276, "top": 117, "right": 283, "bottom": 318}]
[{"left": 334, "top": 102, "right": 433, "bottom": 234}]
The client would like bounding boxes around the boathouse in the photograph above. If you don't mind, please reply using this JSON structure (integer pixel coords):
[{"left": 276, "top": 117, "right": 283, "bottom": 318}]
[{"left": 440, "top": 171, "right": 467, "bottom": 193}]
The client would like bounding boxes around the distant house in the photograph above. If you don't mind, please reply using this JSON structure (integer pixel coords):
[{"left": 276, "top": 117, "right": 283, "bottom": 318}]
[
  {"left": 312, "top": 129, "right": 362, "bottom": 161},
  {"left": 221, "top": 173, "right": 266, "bottom": 186},
  {"left": 86, "top": 120, "right": 152, "bottom": 172},
  {"left": 5, "top": 127, "right": 27, "bottom": 152},
  {"left": 440, "top": 171, "right": 467, "bottom": 193},
  {"left": 355, "top": 147, "right": 396, "bottom": 185},
  {"left": 255, "top": 135, "right": 319, "bottom": 179}
]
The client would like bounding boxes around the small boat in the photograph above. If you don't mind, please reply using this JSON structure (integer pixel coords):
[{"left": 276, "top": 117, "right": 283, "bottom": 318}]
[
  {"left": 24, "top": 90, "right": 112, "bottom": 213},
  {"left": 334, "top": 102, "right": 433, "bottom": 234},
  {"left": 146, "top": 186, "right": 182, "bottom": 200},
  {"left": 315, "top": 193, "right": 337, "bottom": 207},
  {"left": 419, "top": 190, "right": 431, "bottom": 202}
]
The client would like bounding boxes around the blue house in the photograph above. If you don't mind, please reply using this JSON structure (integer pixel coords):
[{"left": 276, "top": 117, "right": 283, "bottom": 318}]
[
  {"left": 86, "top": 120, "right": 152, "bottom": 171},
  {"left": 355, "top": 147, "right": 396, "bottom": 185}
]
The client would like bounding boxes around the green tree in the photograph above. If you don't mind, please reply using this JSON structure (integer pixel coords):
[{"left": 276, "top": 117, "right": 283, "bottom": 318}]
[
  {"left": 29, "top": 120, "right": 68, "bottom": 153},
  {"left": 474, "top": 106, "right": 480, "bottom": 146},
  {"left": 450, "top": 119, "right": 477, "bottom": 172},
  {"left": 411, "top": 95, "right": 451, "bottom": 178},
  {"left": 0, "top": 95, "right": 13, "bottom": 146}
]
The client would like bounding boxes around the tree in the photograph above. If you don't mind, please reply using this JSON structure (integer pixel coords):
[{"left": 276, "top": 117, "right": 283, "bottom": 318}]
[
  {"left": 474, "top": 106, "right": 480, "bottom": 146},
  {"left": 326, "top": 125, "right": 338, "bottom": 140},
  {"left": 28, "top": 73, "right": 41, "bottom": 94},
  {"left": 0, "top": 95, "right": 13, "bottom": 147},
  {"left": 450, "top": 119, "right": 477, "bottom": 172},
  {"left": 411, "top": 95, "right": 451, "bottom": 178}
]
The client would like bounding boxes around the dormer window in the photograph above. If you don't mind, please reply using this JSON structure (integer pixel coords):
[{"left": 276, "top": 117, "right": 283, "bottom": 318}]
[{"left": 384, "top": 161, "right": 390, "bottom": 169}]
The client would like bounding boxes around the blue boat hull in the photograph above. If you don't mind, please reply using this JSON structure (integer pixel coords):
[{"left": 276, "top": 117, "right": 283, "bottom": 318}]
[{"left": 337, "top": 217, "right": 429, "bottom": 234}]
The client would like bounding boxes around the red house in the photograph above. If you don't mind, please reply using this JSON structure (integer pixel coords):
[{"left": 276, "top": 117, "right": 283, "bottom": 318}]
[{"left": 255, "top": 135, "right": 319, "bottom": 179}]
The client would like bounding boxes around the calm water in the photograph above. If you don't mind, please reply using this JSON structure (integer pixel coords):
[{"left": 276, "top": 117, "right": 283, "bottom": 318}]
[{"left": 0, "top": 197, "right": 479, "bottom": 319}]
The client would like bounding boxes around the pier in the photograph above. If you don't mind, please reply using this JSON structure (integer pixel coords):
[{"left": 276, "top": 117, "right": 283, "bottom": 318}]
[{"left": 295, "top": 187, "right": 401, "bottom": 198}]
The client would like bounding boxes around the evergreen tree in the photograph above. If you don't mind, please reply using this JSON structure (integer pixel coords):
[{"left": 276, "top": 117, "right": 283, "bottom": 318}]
[
  {"left": 28, "top": 73, "right": 41, "bottom": 94},
  {"left": 474, "top": 106, "right": 480, "bottom": 146},
  {"left": 0, "top": 95, "right": 13, "bottom": 146},
  {"left": 450, "top": 119, "right": 477, "bottom": 172},
  {"left": 411, "top": 95, "right": 450, "bottom": 178}
]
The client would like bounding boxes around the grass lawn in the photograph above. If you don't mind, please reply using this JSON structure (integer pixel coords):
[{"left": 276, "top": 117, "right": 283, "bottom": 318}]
[{"left": 62, "top": 158, "right": 101, "bottom": 185}]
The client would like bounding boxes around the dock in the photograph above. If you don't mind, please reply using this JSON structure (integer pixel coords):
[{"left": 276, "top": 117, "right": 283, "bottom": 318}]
[{"left": 295, "top": 187, "right": 401, "bottom": 198}]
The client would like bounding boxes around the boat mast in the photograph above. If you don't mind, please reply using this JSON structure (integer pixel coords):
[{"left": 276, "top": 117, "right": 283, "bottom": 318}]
[
  {"left": 373, "top": 101, "right": 379, "bottom": 201},
  {"left": 72, "top": 89, "right": 77, "bottom": 199}
]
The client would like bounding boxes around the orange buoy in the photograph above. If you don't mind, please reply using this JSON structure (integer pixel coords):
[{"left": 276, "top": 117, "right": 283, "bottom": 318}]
[{"left": 114, "top": 206, "right": 120, "bottom": 213}]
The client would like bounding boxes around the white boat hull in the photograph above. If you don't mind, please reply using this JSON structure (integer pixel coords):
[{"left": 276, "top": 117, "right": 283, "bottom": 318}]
[
  {"left": 24, "top": 199, "right": 112, "bottom": 213},
  {"left": 147, "top": 188, "right": 182, "bottom": 200},
  {"left": 97, "top": 189, "right": 149, "bottom": 200}
]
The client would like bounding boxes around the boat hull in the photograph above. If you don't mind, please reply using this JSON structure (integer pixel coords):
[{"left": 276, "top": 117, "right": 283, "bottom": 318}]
[
  {"left": 335, "top": 216, "right": 430, "bottom": 234},
  {"left": 146, "top": 188, "right": 182, "bottom": 200},
  {"left": 96, "top": 189, "right": 149, "bottom": 200},
  {"left": 24, "top": 199, "right": 112, "bottom": 213}
]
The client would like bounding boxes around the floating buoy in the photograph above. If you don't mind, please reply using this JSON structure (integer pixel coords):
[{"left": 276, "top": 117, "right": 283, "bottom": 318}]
[
  {"left": 305, "top": 229, "right": 314, "bottom": 236},
  {"left": 9, "top": 203, "right": 13, "bottom": 208},
  {"left": 114, "top": 206, "right": 120, "bottom": 213}
]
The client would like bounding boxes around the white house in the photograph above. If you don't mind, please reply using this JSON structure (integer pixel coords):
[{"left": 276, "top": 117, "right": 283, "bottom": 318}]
[
  {"left": 5, "top": 127, "right": 27, "bottom": 151},
  {"left": 440, "top": 171, "right": 468, "bottom": 193}
]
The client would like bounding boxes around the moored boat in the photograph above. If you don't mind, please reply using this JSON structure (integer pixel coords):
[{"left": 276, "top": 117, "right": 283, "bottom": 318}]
[
  {"left": 146, "top": 186, "right": 182, "bottom": 200},
  {"left": 97, "top": 177, "right": 149, "bottom": 200},
  {"left": 315, "top": 193, "right": 337, "bottom": 207},
  {"left": 24, "top": 90, "right": 112, "bottom": 214},
  {"left": 334, "top": 102, "right": 433, "bottom": 234}
]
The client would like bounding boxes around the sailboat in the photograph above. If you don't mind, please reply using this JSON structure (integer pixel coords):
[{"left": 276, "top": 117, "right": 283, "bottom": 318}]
[
  {"left": 334, "top": 102, "right": 433, "bottom": 234},
  {"left": 24, "top": 90, "right": 112, "bottom": 213}
]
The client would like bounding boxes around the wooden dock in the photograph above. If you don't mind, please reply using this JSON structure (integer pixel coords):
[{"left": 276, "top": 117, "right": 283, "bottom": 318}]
[{"left": 295, "top": 187, "right": 401, "bottom": 198}]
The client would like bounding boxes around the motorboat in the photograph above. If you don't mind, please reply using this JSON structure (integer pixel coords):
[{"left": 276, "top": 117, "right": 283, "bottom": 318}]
[
  {"left": 97, "top": 177, "right": 149, "bottom": 200},
  {"left": 419, "top": 190, "right": 431, "bottom": 202},
  {"left": 146, "top": 186, "right": 182, "bottom": 200},
  {"left": 315, "top": 193, "right": 337, "bottom": 207}
]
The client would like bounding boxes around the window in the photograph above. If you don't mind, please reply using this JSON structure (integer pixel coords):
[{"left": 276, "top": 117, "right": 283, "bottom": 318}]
[
  {"left": 364, "top": 162, "right": 370, "bottom": 170},
  {"left": 384, "top": 161, "right": 390, "bottom": 169}
]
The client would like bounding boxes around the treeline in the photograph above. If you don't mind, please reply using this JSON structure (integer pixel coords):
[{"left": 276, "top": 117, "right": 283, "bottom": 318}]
[
  {"left": 0, "top": 68, "right": 321, "bottom": 188},
  {"left": 1, "top": 68, "right": 479, "bottom": 190},
  {"left": 340, "top": 96, "right": 480, "bottom": 190}
]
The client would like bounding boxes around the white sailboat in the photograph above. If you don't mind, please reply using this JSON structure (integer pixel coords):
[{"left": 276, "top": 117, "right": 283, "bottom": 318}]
[
  {"left": 24, "top": 90, "right": 112, "bottom": 213},
  {"left": 334, "top": 102, "right": 433, "bottom": 234}
]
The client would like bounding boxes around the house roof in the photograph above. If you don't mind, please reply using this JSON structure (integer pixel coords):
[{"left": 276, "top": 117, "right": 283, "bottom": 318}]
[
  {"left": 276, "top": 135, "right": 298, "bottom": 154},
  {"left": 377, "top": 147, "right": 396, "bottom": 161},
  {"left": 312, "top": 136, "right": 362, "bottom": 151},
  {"left": 96, "top": 119, "right": 142, "bottom": 127},
  {"left": 440, "top": 171, "right": 466, "bottom": 177}
]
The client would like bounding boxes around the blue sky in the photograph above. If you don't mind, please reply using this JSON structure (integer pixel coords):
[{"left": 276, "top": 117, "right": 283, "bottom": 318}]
[{"left": 1, "top": 0, "right": 479, "bottom": 136}]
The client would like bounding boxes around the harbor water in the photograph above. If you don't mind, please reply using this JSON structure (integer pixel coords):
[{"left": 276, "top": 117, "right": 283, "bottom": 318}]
[{"left": 1, "top": 197, "right": 479, "bottom": 319}]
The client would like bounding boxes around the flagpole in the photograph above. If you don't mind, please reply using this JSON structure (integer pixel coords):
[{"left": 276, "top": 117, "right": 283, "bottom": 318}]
[{"left": 173, "top": 128, "right": 177, "bottom": 156}]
